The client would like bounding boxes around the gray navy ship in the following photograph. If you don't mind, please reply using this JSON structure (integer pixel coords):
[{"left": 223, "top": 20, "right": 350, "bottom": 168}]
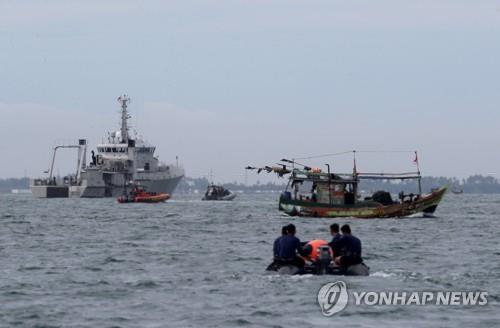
[{"left": 31, "top": 95, "right": 185, "bottom": 198}]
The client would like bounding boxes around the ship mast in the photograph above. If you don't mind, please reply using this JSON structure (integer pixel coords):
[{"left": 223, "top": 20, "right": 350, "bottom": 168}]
[{"left": 117, "top": 95, "right": 131, "bottom": 143}]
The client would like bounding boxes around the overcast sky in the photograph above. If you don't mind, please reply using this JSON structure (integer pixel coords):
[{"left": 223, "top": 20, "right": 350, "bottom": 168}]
[{"left": 1, "top": 0, "right": 499, "bottom": 183}]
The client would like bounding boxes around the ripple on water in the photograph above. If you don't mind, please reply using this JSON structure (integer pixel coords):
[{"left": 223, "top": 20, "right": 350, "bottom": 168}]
[
  {"left": 224, "top": 318, "right": 253, "bottom": 326},
  {"left": 370, "top": 271, "right": 396, "bottom": 278},
  {"left": 128, "top": 280, "right": 160, "bottom": 288},
  {"left": 103, "top": 256, "right": 125, "bottom": 264}
]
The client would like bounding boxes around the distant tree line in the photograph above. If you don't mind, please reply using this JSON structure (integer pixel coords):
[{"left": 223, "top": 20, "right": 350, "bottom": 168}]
[
  {"left": 0, "top": 178, "right": 30, "bottom": 193},
  {"left": 2, "top": 175, "right": 500, "bottom": 194}
]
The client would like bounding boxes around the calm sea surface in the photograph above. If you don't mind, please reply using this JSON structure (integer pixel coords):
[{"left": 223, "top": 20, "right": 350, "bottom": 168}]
[{"left": 1, "top": 193, "right": 499, "bottom": 327}]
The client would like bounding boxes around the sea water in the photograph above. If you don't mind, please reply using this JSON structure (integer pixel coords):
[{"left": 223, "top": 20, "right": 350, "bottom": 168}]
[{"left": 0, "top": 193, "right": 498, "bottom": 327}]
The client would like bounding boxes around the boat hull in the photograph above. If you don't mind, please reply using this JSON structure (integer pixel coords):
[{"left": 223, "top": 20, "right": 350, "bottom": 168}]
[
  {"left": 279, "top": 186, "right": 447, "bottom": 218},
  {"left": 30, "top": 185, "right": 69, "bottom": 198},
  {"left": 117, "top": 192, "right": 170, "bottom": 203},
  {"left": 78, "top": 174, "right": 183, "bottom": 198},
  {"left": 267, "top": 262, "right": 369, "bottom": 276},
  {"left": 202, "top": 192, "right": 237, "bottom": 201},
  {"left": 31, "top": 172, "right": 184, "bottom": 199}
]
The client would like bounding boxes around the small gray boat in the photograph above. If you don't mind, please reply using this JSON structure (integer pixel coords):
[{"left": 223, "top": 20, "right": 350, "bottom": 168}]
[{"left": 202, "top": 184, "right": 236, "bottom": 201}]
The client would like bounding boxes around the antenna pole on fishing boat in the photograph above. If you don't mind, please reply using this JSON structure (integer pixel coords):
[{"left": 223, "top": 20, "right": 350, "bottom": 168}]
[
  {"left": 325, "top": 163, "right": 331, "bottom": 205},
  {"left": 414, "top": 151, "right": 422, "bottom": 195},
  {"left": 352, "top": 150, "right": 359, "bottom": 198}
]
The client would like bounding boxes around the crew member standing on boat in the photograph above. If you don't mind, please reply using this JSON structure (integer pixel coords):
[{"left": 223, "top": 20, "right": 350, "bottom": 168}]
[
  {"left": 334, "top": 224, "right": 363, "bottom": 266},
  {"left": 278, "top": 224, "right": 305, "bottom": 268}
]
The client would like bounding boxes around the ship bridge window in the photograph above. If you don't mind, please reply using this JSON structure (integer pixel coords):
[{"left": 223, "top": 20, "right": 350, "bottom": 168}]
[{"left": 137, "top": 147, "right": 155, "bottom": 153}]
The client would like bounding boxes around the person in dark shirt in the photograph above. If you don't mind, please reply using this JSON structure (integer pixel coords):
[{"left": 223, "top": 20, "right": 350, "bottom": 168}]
[
  {"left": 278, "top": 224, "right": 305, "bottom": 268},
  {"left": 273, "top": 226, "right": 288, "bottom": 258},
  {"left": 328, "top": 223, "right": 341, "bottom": 256},
  {"left": 266, "top": 226, "right": 289, "bottom": 271},
  {"left": 334, "top": 224, "right": 363, "bottom": 267}
]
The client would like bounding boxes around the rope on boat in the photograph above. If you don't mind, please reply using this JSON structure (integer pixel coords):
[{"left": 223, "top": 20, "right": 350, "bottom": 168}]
[
  {"left": 295, "top": 151, "right": 352, "bottom": 160},
  {"left": 295, "top": 150, "right": 417, "bottom": 160}
]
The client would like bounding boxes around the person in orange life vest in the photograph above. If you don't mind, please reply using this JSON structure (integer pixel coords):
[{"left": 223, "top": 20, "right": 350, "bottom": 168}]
[{"left": 302, "top": 239, "right": 332, "bottom": 262}]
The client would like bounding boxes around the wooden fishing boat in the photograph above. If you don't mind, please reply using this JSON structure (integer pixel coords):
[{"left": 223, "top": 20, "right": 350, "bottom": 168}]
[
  {"left": 117, "top": 187, "right": 170, "bottom": 203},
  {"left": 247, "top": 153, "right": 447, "bottom": 218},
  {"left": 279, "top": 182, "right": 446, "bottom": 218}
]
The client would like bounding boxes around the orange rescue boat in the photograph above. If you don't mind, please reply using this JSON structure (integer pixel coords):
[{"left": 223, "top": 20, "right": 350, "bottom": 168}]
[{"left": 117, "top": 187, "right": 170, "bottom": 203}]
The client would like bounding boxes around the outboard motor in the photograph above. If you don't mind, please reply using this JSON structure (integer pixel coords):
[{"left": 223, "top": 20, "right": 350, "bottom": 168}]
[{"left": 315, "top": 245, "right": 333, "bottom": 275}]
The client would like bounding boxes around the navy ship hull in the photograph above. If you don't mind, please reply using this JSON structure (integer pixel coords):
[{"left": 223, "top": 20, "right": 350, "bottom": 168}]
[{"left": 76, "top": 169, "right": 184, "bottom": 198}]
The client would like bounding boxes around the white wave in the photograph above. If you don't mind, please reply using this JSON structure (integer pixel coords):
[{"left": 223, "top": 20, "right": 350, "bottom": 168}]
[{"left": 371, "top": 271, "right": 396, "bottom": 278}]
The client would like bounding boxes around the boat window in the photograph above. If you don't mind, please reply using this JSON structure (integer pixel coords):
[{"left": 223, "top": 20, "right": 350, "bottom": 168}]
[
  {"left": 295, "top": 180, "right": 314, "bottom": 200},
  {"left": 334, "top": 184, "right": 345, "bottom": 192}
]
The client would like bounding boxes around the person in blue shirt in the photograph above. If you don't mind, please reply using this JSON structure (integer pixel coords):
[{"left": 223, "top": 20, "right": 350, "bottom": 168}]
[
  {"left": 273, "top": 226, "right": 288, "bottom": 258},
  {"left": 334, "top": 224, "right": 363, "bottom": 267},
  {"left": 278, "top": 224, "right": 305, "bottom": 268},
  {"left": 328, "top": 223, "right": 341, "bottom": 256}
]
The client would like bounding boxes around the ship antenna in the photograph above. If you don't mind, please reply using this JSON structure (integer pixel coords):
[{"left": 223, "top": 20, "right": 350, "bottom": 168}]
[{"left": 117, "top": 95, "right": 131, "bottom": 143}]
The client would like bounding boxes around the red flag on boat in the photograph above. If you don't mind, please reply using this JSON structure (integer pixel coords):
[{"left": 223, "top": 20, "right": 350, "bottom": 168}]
[{"left": 413, "top": 152, "right": 419, "bottom": 165}]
